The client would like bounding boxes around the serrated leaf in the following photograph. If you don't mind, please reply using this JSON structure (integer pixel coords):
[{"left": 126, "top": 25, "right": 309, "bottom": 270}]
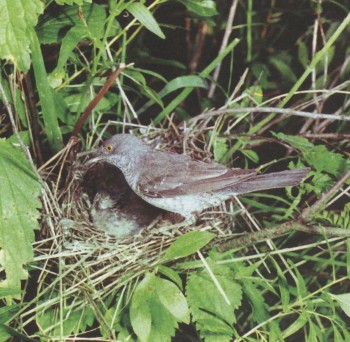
[
  {"left": 127, "top": 3, "right": 165, "bottom": 39},
  {"left": 36, "top": 304, "right": 94, "bottom": 337},
  {"left": 0, "top": 140, "right": 41, "bottom": 290},
  {"left": 186, "top": 270, "right": 242, "bottom": 341},
  {"left": 213, "top": 137, "right": 228, "bottom": 162},
  {"left": 330, "top": 293, "right": 350, "bottom": 317},
  {"left": 161, "top": 231, "right": 215, "bottom": 262},
  {"left": 274, "top": 132, "right": 346, "bottom": 176},
  {"left": 305, "top": 145, "right": 345, "bottom": 176},
  {"left": 178, "top": 0, "right": 218, "bottom": 17},
  {"left": 0, "top": 0, "right": 43, "bottom": 71}
]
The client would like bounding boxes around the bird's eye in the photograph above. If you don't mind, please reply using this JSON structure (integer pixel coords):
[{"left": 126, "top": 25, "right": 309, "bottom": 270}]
[{"left": 104, "top": 144, "right": 113, "bottom": 152}]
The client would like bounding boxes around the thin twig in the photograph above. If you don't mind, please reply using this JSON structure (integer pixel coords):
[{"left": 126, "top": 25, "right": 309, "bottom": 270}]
[
  {"left": 300, "top": 168, "right": 350, "bottom": 221},
  {"left": 217, "top": 221, "right": 350, "bottom": 252},
  {"left": 208, "top": 0, "right": 239, "bottom": 98},
  {"left": 189, "top": 106, "right": 350, "bottom": 123},
  {"left": 71, "top": 63, "right": 127, "bottom": 137}
]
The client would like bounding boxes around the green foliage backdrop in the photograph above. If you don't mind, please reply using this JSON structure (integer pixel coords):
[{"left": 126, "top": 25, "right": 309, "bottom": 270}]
[{"left": 0, "top": 0, "right": 350, "bottom": 341}]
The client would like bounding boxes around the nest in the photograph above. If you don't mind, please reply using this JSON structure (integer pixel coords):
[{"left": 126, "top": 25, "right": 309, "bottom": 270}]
[{"left": 32, "top": 127, "right": 248, "bottom": 333}]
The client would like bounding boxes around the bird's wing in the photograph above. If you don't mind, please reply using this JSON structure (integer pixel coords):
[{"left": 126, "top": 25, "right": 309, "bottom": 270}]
[{"left": 137, "top": 152, "right": 256, "bottom": 198}]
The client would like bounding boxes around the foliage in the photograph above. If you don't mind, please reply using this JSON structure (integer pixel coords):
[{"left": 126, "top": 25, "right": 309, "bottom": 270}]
[
  {"left": 0, "top": 140, "right": 41, "bottom": 289},
  {"left": 0, "top": 0, "right": 350, "bottom": 340}
]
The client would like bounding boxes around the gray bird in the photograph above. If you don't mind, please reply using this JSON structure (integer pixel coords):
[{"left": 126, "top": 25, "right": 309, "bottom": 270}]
[{"left": 87, "top": 134, "right": 309, "bottom": 223}]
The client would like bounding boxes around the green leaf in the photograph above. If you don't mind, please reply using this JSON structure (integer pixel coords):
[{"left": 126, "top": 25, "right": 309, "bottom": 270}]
[
  {"left": 157, "top": 265, "right": 183, "bottom": 289},
  {"left": 127, "top": 3, "right": 165, "bottom": 39},
  {"left": 274, "top": 132, "right": 346, "bottom": 176},
  {"left": 137, "top": 75, "right": 206, "bottom": 115},
  {"left": 0, "top": 140, "right": 42, "bottom": 290},
  {"left": 330, "top": 293, "right": 350, "bottom": 317},
  {"left": 297, "top": 40, "right": 309, "bottom": 68},
  {"left": 213, "top": 137, "right": 229, "bottom": 162},
  {"left": 269, "top": 54, "right": 298, "bottom": 84},
  {"left": 186, "top": 269, "right": 242, "bottom": 341},
  {"left": 130, "top": 273, "right": 153, "bottom": 342},
  {"left": 31, "top": 32, "right": 63, "bottom": 150},
  {"left": 161, "top": 231, "right": 215, "bottom": 262},
  {"left": 0, "top": 0, "right": 43, "bottom": 71},
  {"left": 282, "top": 311, "right": 308, "bottom": 338},
  {"left": 36, "top": 304, "right": 94, "bottom": 337},
  {"left": 241, "top": 149, "right": 259, "bottom": 163},
  {"left": 0, "top": 287, "right": 21, "bottom": 299},
  {"left": 156, "top": 277, "right": 190, "bottom": 323},
  {"left": 159, "top": 75, "right": 207, "bottom": 97},
  {"left": 178, "top": 0, "right": 218, "bottom": 17},
  {"left": 154, "top": 38, "right": 239, "bottom": 124},
  {"left": 130, "top": 273, "right": 189, "bottom": 342}
]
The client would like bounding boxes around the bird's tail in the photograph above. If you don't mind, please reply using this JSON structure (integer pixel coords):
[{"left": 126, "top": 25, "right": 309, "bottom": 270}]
[{"left": 232, "top": 167, "right": 310, "bottom": 194}]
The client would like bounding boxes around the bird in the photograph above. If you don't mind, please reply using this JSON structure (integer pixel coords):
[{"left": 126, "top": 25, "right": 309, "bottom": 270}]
[
  {"left": 87, "top": 134, "right": 310, "bottom": 223},
  {"left": 84, "top": 163, "right": 163, "bottom": 237}
]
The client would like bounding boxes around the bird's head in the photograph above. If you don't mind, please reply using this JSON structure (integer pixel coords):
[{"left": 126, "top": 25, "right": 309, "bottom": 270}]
[{"left": 86, "top": 134, "right": 150, "bottom": 167}]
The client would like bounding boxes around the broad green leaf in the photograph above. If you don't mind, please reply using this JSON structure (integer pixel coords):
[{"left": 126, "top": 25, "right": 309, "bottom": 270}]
[
  {"left": 130, "top": 273, "right": 188, "bottom": 341},
  {"left": 0, "top": 0, "right": 43, "bottom": 71},
  {"left": 130, "top": 273, "right": 153, "bottom": 342},
  {"left": 31, "top": 32, "right": 63, "bottom": 150},
  {"left": 47, "top": 4, "right": 107, "bottom": 87},
  {"left": 186, "top": 270, "right": 242, "bottom": 341},
  {"left": 127, "top": 3, "right": 165, "bottom": 39},
  {"left": 37, "top": 3, "right": 113, "bottom": 44},
  {"left": 157, "top": 265, "right": 183, "bottom": 289},
  {"left": 156, "top": 277, "right": 189, "bottom": 323},
  {"left": 0, "top": 287, "right": 21, "bottom": 299},
  {"left": 0, "top": 140, "right": 41, "bottom": 290},
  {"left": 178, "top": 0, "right": 218, "bottom": 17},
  {"left": 161, "top": 231, "right": 215, "bottom": 262},
  {"left": 330, "top": 293, "right": 350, "bottom": 317}
]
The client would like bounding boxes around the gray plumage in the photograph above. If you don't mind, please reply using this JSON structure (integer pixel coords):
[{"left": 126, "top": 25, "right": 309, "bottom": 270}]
[{"left": 88, "top": 134, "right": 309, "bottom": 219}]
